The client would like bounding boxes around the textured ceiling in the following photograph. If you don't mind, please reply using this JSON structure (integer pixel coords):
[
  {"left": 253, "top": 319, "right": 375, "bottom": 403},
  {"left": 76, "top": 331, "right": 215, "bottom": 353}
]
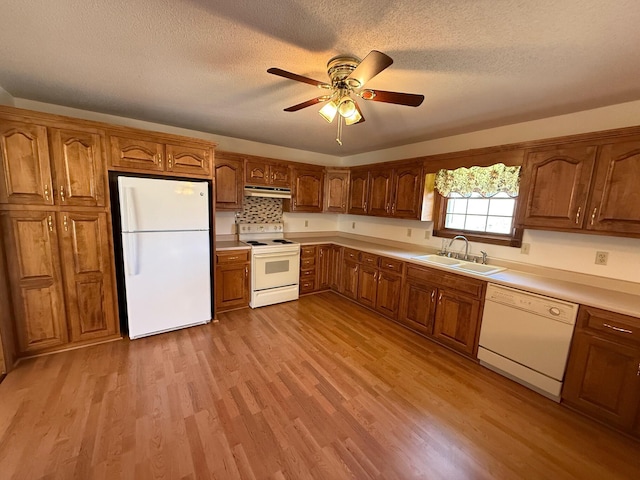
[{"left": 1, "top": 0, "right": 640, "bottom": 156}]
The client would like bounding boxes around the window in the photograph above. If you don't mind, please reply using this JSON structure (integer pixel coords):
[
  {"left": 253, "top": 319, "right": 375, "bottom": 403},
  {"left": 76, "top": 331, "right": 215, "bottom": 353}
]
[{"left": 433, "top": 163, "right": 523, "bottom": 246}]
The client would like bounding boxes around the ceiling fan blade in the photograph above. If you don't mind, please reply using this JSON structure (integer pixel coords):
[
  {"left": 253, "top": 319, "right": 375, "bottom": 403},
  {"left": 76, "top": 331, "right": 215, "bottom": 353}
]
[
  {"left": 361, "top": 89, "right": 425, "bottom": 107},
  {"left": 267, "top": 67, "right": 329, "bottom": 87},
  {"left": 283, "top": 96, "right": 329, "bottom": 112},
  {"left": 346, "top": 50, "right": 393, "bottom": 88}
]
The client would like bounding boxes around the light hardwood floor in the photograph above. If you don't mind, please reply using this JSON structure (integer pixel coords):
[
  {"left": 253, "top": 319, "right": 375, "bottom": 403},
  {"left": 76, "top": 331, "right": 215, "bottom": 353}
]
[{"left": 0, "top": 292, "right": 639, "bottom": 479}]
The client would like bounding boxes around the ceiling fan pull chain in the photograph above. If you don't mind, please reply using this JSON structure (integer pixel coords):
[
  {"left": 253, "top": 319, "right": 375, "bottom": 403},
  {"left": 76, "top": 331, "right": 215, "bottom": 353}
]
[{"left": 336, "top": 115, "right": 343, "bottom": 146}]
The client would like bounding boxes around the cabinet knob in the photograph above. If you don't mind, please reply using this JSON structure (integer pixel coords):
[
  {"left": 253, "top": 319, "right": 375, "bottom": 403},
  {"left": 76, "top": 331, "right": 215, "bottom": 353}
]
[
  {"left": 168, "top": 154, "right": 173, "bottom": 169},
  {"left": 47, "top": 215, "right": 53, "bottom": 232},
  {"left": 59, "top": 186, "right": 66, "bottom": 203},
  {"left": 591, "top": 207, "right": 598, "bottom": 225},
  {"left": 43, "top": 184, "right": 50, "bottom": 202},
  {"left": 63, "top": 215, "right": 68, "bottom": 232},
  {"left": 431, "top": 290, "right": 435, "bottom": 303},
  {"left": 575, "top": 206, "right": 581, "bottom": 224},
  {"left": 438, "top": 292, "right": 442, "bottom": 304}
]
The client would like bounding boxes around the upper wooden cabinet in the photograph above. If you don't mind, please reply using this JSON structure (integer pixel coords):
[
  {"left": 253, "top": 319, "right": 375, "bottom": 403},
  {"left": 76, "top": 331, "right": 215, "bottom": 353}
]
[
  {"left": 518, "top": 137, "right": 640, "bottom": 237},
  {"left": 391, "top": 164, "right": 424, "bottom": 219},
  {"left": 245, "top": 158, "right": 290, "bottom": 187},
  {"left": 518, "top": 144, "right": 597, "bottom": 229},
  {"left": 0, "top": 121, "right": 53, "bottom": 205},
  {"left": 348, "top": 168, "right": 369, "bottom": 215},
  {"left": 286, "top": 166, "right": 324, "bottom": 212},
  {"left": 368, "top": 168, "right": 393, "bottom": 216},
  {"left": 214, "top": 152, "right": 244, "bottom": 211},
  {"left": 324, "top": 168, "right": 349, "bottom": 213},
  {"left": 109, "top": 134, "right": 213, "bottom": 178},
  {"left": 587, "top": 139, "right": 640, "bottom": 235},
  {"left": 0, "top": 120, "right": 107, "bottom": 207}
]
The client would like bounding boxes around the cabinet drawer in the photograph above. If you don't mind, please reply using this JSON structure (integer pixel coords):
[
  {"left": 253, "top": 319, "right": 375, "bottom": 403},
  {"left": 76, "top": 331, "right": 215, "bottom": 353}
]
[
  {"left": 300, "top": 279, "right": 316, "bottom": 293},
  {"left": 379, "top": 256, "right": 404, "bottom": 274},
  {"left": 301, "top": 245, "right": 317, "bottom": 258},
  {"left": 301, "top": 256, "right": 316, "bottom": 269},
  {"left": 578, "top": 306, "right": 640, "bottom": 346},
  {"left": 360, "top": 252, "right": 379, "bottom": 266},
  {"left": 343, "top": 248, "right": 360, "bottom": 262},
  {"left": 216, "top": 250, "right": 250, "bottom": 264},
  {"left": 405, "top": 264, "right": 485, "bottom": 298},
  {"left": 300, "top": 268, "right": 316, "bottom": 278}
]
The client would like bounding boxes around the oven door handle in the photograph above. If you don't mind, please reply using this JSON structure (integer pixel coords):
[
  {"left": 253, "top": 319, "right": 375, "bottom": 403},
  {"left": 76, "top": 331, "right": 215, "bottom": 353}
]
[{"left": 253, "top": 251, "right": 299, "bottom": 259}]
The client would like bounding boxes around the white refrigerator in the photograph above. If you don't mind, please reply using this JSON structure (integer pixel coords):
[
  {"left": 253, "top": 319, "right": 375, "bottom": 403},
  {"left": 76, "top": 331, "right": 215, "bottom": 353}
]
[{"left": 118, "top": 176, "right": 212, "bottom": 339}]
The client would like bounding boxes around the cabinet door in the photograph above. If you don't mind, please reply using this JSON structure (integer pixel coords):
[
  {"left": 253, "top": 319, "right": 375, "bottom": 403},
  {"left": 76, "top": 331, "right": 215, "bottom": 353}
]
[
  {"left": 110, "top": 136, "right": 164, "bottom": 172},
  {"left": 432, "top": 290, "right": 481, "bottom": 357},
  {"left": 324, "top": 169, "right": 349, "bottom": 213},
  {"left": 519, "top": 145, "right": 596, "bottom": 229},
  {"left": 375, "top": 272, "right": 402, "bottom": 319},
  {"left": 357, "top": 266, "right": 378, "bottom": 309},
  {"left": 0, "top": 121, "right": 53, "bottom": 205},
  {"left": 58, "top": 212, "right": 117, "bottom": 342},
  {"left": 329, "top": 245, "right": 342, "bottom": 291},
  {"left": 215, "top": 263, "right": 250, "bottom": 311},
  {"left": 270, "top": 164, "right": 290, "bottom": 187},
  {"left": 214, "top": 156, "right": 244, "bottom": 210},
  {"left": 166, "top": 144, "right": 211, "bottom": 177},
  {"left": 245, "top": 160, "right": 269, "bottom": 186},
  {"left": 50, "top": 127, "right": 106, "bottom": 207},
  {"left": 317, "top": 245, "right": 332, "bottom": 290},
  {"left": 291, "top": 168, "right": 323, "bottom": 212},
  {"left": 392, "top": 165, "right": 423, "bottom": 219},
  {"left": 368, "top": 169, "right": 392, "bottom": 216},
  {"left": 348, "top": 169, "right": 369, "bottom": 215},
  {"left": 1, "top": 211, "right": 68, "bottom": 353},
  {"left": 398, "top": 279, "right": 437, "bottom": 335},
  {"left": 587, "top": 139, "right": 640, "bottom": 234},
  {"left": 342, "top": 260, "right": 359, "bottom": 300},
  {"left": 563, "top": 332, "right": 640, "bottom": 430}
]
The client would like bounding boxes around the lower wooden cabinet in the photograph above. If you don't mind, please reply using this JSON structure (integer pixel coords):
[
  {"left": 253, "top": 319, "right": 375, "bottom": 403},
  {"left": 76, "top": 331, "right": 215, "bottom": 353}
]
[
  {"left": 375, "top": 270, "right": 402, "bottom": 319},
  {"left": 1, "top": 210, "right": 118, "bottom": 355},
  {"left": 398, "top": 264, "right": 485, "bottom": 358},
  {"left": 317, "top": 245, "right": 332, "bottom": 290},
  {"left": 357, "top": 265, "right": 378, "bottom": 309},
  {"left": 342, "top": 260, "right": 359, "bottom": 300},
  {"left": 215, "top": 250, "right": 250, "bottom": 312},
  {"left": 328, "top": 245, "right": 343, "bottom": 291},
  {"left": 562, "top": 306, "right": 640, "bottom": 436}
]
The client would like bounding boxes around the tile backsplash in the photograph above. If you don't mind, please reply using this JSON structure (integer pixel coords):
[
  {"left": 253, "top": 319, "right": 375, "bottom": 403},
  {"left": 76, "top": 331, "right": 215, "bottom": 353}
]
[{"left": 235, "top": 196, "right": 283, "bottom": 223}]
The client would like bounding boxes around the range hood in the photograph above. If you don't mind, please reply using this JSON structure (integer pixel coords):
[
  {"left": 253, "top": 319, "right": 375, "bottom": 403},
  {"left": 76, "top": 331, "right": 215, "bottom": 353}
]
[{"left": 244, "top": 185, "right": 291, "bottom": 199}]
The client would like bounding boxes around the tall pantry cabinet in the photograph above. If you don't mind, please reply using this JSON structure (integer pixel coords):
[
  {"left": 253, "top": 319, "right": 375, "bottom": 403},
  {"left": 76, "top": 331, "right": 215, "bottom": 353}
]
[{"left": 0, "top": 111, "right": 119, "bottom": 361}]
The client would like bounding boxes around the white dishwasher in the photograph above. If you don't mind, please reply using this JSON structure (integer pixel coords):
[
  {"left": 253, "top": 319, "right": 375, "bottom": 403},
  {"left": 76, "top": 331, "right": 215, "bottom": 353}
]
[{"left": 478, "top": 283, "right": 578, "bottom": 402}]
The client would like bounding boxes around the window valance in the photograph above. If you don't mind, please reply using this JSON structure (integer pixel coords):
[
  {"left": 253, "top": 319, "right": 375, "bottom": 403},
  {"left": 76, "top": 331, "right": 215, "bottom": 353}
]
[{"left": 434, "top": 163, "right": 521, "bottom": 198}]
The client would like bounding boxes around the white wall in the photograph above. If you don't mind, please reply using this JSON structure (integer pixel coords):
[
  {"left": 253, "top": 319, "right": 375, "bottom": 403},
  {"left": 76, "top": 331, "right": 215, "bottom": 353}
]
[
  {"left": 0, "top": 86, "right": 14, "bottom": 106},
  {"left": 283, "top": 213, "right": 339, "bottom": 233},
  {"left": 341, "top": 99, "right": 640, "bottom": 166},
  {"left": 12, "top": 99, "right": 336, "bottom": 166}
]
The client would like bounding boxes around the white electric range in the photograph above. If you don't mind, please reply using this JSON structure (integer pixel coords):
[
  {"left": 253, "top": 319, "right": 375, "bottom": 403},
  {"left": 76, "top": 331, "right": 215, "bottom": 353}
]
[{"left": 237, "top": 223, "right": 300, "bottom": 308}]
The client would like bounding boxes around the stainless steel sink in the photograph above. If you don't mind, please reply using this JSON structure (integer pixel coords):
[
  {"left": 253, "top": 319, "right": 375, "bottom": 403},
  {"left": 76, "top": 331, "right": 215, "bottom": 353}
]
[{"left": 411, "top": 254, "right": 506, "bottom": 276}]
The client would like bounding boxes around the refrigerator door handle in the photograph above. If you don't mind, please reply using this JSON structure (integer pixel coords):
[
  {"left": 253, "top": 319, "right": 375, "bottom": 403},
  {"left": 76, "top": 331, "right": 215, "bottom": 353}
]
[
  {"left": 121, "top": 186, "right": 138, "bottom": 232},
  {"left": 124, "top": 233, "right": 139, "bottom": 276}
]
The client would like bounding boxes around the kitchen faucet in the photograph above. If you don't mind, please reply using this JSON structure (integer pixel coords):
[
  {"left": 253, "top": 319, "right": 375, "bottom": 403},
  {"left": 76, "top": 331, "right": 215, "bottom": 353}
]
[{"left": 448, "top": 235, "right": 469, "bottom": 260}]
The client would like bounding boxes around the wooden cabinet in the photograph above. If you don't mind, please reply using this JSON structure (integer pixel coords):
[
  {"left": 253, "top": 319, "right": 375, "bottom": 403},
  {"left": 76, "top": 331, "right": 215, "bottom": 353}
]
[
  {"left": 563, "top": 306, "right": 640, "bottom": 436},
  {"left": 399, "top": 264, "right": 485, "bottom": 358},
  {"left": 1, "top": 210, "right": 118, "bottom": 354},
  {"left": 287, "top": 166, "right": 324, "bottom": 213},
  {"left": 375, "top": 269, "right": 403, "bottom": 319},
  {"left": 357, "top": 265, "right": 378, "bottom": 309},
  {"left": 0, "top": 121, "right": 53, "bottom": 205},
  {"left": 317, "top": 245, "right": 332, "bottom": 290},
  {"left": 245, "top": 159, "right": 290, "bottom": 187},
  {"left": 214, "top": 152, "right": 244, "bottom": 210},
  {"left": 215, "top": 250, "right": 250, "bottom": 312},
  {"left": 348, "top": 168, "right": 369, "bottom": 215},
  {"left": 109, "top": 135, "right": 212, "bottom": 178},
  {"left": 299, "top": 245, "right": 317, "bottom": 294},
  {"left": 342, "top": 260, "right": 359, "bottom": 300},
  {"left": 519, "top": 137, "right": 640, "bottom": 237},
  {"left": 587, "top": 139, "right": 640, "bottom": 235},
  {"left": 391, "top": 164, "right": 423, "bottom": 219},
  {"left": 368, "top": 168, "right": 393, "bottom": 216},
  {"left": 519, "top": 144, "right": 597, "bottom": 229},
  {"left": 0, "top": 121, "right": 107, "bottom": 207},
  {"left": 328, "top": 245, "right": 343, "bottom": 291},
  {"left": 324, "top": 168, "right": 349, "bottom": 213}
]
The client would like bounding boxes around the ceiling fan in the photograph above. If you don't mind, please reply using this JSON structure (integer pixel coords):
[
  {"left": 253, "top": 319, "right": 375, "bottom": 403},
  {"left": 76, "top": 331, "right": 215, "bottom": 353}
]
[{"left": 268, "top": 50, "right": 424, "bottom": 145}]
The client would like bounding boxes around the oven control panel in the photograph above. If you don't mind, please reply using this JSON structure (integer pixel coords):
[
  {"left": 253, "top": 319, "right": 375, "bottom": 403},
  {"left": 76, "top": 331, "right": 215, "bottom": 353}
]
[{"left": 237, "top": 223, "right": 284, "bottom": 233}]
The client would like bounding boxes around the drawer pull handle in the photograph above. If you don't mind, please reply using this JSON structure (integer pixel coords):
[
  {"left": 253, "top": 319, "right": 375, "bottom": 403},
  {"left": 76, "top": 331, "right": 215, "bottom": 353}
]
[
  {"left": 47, "top": 215, "right": 53, "bottom": 232},
  {"left": 44, "top": 184, "right": 50, "bottom": 201},
  {"left": 387, "top": 264, "right": 393, "bottom": 268},
  {"left": 603, "top": 323, "right": 632, "bottom": 334},
  {"left": 59, "top": 185, "right": 66, "bottom": 202}
]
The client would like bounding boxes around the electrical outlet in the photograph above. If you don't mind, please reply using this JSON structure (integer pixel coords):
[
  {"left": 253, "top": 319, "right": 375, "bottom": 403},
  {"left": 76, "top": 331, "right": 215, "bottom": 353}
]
[
  {"left": 352, "top": 222, "right": 356, "bottom": 229},
  {"left": 595, "top": 251, "right": 609, "bottom": 265},
  {"left": 407, "top": 228, "right": 412, "bottom": 237},
  {"left": 304, "top": 220, "right": 308, "bottom": 227},
  {"left": 521, "top": 243, "right": 530, "bottom": 255},
  {"left": 424, "top": 230, "right": 431, "bottom": 239}
]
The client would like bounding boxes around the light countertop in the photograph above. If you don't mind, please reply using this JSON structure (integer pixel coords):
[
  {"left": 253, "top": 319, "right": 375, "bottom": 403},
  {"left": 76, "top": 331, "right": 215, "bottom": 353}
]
[{"left": 215, "top": 240, "right": 250, "bottom": 251}]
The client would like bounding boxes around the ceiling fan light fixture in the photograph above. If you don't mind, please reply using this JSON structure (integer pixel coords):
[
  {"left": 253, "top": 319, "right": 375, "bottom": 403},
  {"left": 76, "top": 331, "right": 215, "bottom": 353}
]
[
  {"left": 338, "top": 97, "right": 356, "bottom": 118},
  {"left": 344, "top": 108, "right": 362, "bottom": 126},
  {"left": 319, "top": 100, "right": 338, "bottom": 123}
]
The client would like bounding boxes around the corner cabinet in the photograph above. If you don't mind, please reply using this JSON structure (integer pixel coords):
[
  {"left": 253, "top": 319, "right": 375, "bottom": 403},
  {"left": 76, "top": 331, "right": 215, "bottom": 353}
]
[
  {"left": 562, "top": 306, "right": 640, "bottom": 437},
  {"left": 518, "top": 137, "right": 640, "bottom": 237},
  {"left": 214, "top": 152, "right": 244, "bottom": 210}
]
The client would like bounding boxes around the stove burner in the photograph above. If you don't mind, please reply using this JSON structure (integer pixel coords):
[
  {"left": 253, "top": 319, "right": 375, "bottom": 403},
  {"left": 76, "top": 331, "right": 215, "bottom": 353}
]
[
  {"left": 272, "top": 239, "right": 293, "bottom": 244},
  {"left": 246, "top": 241, "right": 268, "bottom": 246}
]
